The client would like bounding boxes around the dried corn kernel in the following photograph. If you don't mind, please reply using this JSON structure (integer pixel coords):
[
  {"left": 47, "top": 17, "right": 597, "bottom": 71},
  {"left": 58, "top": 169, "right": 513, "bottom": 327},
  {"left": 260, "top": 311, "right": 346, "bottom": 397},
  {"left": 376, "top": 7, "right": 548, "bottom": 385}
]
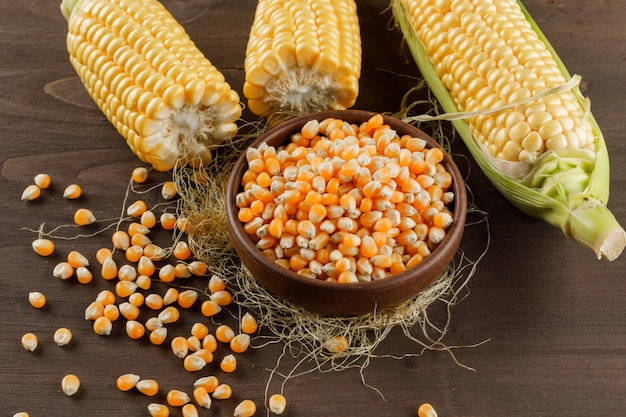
[
  {"left": 74, "top": 208, "right": 96, "bottom": 226},
  {"left": 53, "top": 262, "right": 74, "bottom": 280},
  {"left": 140, "top": 211, "right": 157, "bottom": 229},
  {"left": 202, "top": 334, "right": 218, "bottom": 352},
  {"left": 132, "top": 167, "right": 149, "bottom": 183},
  {"left": 61, "top": 374, "right": 80, "bottom": 396},
  {"left": 230, "top": 334, "right": 251, "bottom": 354},
  {"left": 95, "top": 289, "right": 116, "bottom": 306},
  {"left": 32, "top": 238, "right": 54, "bottom": 256},
  {"left": 54, "top": 327, "right": 72, "bottom": 346},
  {"left": 241, "top": 313, "right": 258, "bottom": 334},
  {"left": 183, "top": 354, "right": 206, "bottom": 372},
  {"left": 84, "top": 301, "right": 104, "bottom": 320},
  {"left": 269, "top": 394, "right": 287, "bottom": 415},
  {"left": 211, "top": 290, "right": 232, "bottom": 307},
  {"left": 200, "top": 300, "right": 221, "bottom": 317},
  {"left": 93, "top": 316, "right": 112, "bottom": 335},
  {"left": 100, "top": 257, "right": 118, "bottom": 280},
  {"left": 112, "top": 230, "right": 131, "bottom": 250},
  {"left": 137, "top": 379, "right": 159, "bottom": 396},
  {"left": 116, "top": 281, "right": 138, "bottom": 298},
  {"left": 28, "top": 292, "right": 46, "bottom": 308},
  {"left": 147, "top": 403, "right": 169, "bottom": 417},
  {"left": 145, "top": 294, "right": 164, "bottom": 310},
  {"left": 177, "top": 289, "right": 198, "bottom": 308},
  {"left": 158, "top": 306, "right": 180, "bottom": 324},
  {"left": 34, "top": 173, "right": 51, "bottom": 189},
  {"left": 418, "top": 403, "right": 438, "bottom": 417},
  {"left": 212, "top": 384, "right": 232, "bottom": 400},
  {"left": 215, "top": 325, "right": 235, "bottom": 344},
  {"left": 21, "top": 184, "right": 41, "bottom": 201},
  {"left": 160, "top": 213, "right": 177, "bottom": 230},
  {"left": 171, "top": 336, "right": 189, "bottom": 359},
  {"left": 193, "top": 386, "right": 212, "bottom": 409},
  {"left": 188, "top": 260, "right": 208, "bottom": 276},
  {"left": 119, "top": 302, "right": 140, "bottom": 321},
  {"left": 173, "top": 241, "right": 191, "bottom": 260},
  {"left": 104, "top": 304, "right": 120, "bottom": 321},
  {"left": 166, "top": 389, "right": 191, "bottom": 407},
  {"left": 126, "top": 320, "right": 145, "bottom": 339},
  {"left": 194, "top": 376, "right": 219, "bottom": 393},
  {"left": 158, "top": 264, "right": 176, "bottom": 283},
  {"left": 182, "top": 403, "right": 199, "bottom": 417},
  {"left": 116, "top": 373, "right": 140, "bottom": 391},
  {"left": 76, "top": 266, "right": 93, "bottom": 283},
  {"left": 67, "top": 250, "right": 89, "bottom": 268},
  {"left": 63, "top": 184, "right": 82, "bottom": 199},
  {"left": 234, "top": 400, "right": 256, "bottom": 417},
  {"left": 191, "top": 323, "right": 209, "bottom": 340},
  {"left": 163, "top": 288, "right": 179, "bottom": 305},
  {"left": 21, "top": 333, "right": 38, "bottom": 352},
  {"left": 161, "top": 181, "right": 178, "bottom": 200},
  {"left": 150, "top": 327, "right": 168, "bottom": 345},
  {"left": 207, "top": 275, "right": 226, "bottom": 293},
  {"left": 127, "top": 200, "right": 147, "bottom": 218},
  {"left": 219, "top": 354, "right": 236, "bottom": 373}
]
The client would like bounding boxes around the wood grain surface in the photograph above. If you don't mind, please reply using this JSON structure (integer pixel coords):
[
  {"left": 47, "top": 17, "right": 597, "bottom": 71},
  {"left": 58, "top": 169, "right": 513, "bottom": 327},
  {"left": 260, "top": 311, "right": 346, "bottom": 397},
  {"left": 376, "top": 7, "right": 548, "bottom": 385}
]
[{"left": 1, "top": 1, "right": 625, "bottom": 416}]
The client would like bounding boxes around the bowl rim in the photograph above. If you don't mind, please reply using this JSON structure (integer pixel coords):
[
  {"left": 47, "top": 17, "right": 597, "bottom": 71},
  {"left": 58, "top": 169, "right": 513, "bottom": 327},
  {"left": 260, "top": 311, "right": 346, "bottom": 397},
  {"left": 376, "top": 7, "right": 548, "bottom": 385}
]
[{"left": 225, "top": 109, "right": 467, "bottom": 299}]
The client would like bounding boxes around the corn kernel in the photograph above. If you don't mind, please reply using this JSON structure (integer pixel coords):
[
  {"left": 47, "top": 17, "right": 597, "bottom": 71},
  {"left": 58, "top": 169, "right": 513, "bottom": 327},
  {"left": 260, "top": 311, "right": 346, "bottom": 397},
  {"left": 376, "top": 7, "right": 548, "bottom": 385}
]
[
  {"left": 104, "top": 304, "right": 120, "bottom": 321},
  {"left": 141, "top": 210, "right": 158, "bottom": 228},
  {"left": 127, "top": 200, "right": 147, "bottom": 218},
  {"left": 138, "top": 256, "right": 156, "bottom": 276},
  {"left": 101, "top": 257, "right": 118, "bottom": 280},
  {"left": 84, "top": 301, "right": 104, "bottom": 320},
  {"left": 126, "top": 320, "right": 145, "bottom": 339},
  {"left": 200, "top": 299, "right": 221, "bottom": 317},
  {"left": 202, "top": 334, "right": 218, "bottom": 352},
  {"left": 74, "top": 208, "right": 96, "bottom": 226},
  {"left": 54, "top": 327, "right": 72, "bottom": 346},
  {"left": 76, "top": 267, "right": 93, "bottom": 284},
  {"left": 28, "top": 291, "right": 46, "bottom": 308},
  {"left": 193, "top": 376, "right": 219, "bottom": 393},
  {"left": 193, "top": 386, "right": 212, "bottom": 409},
  {"left": 188, "top": 260, "right": 208, "bottom": 276},
  {"left": 163, "top": 288, "right": 179, "bottom": 305},
  {"left": 166, "top": 389, "right": 191, "bottom": 407},
  {"left": 191, "top": 322, "right": 209, "bottom": 340},
  {"left": 119, "top": 302, "right": 140, "bottom": 320},
  {"left": 95, "top": 247, "right": 112, "bottom": 264},
  {"left": 137, "top": 379, "right": 159, "bottom": 396},
  {"left": 61, "top": 374, "right": 80, "bottom": 396},
  {"left": 161, "top": 181, "right": 178, "bottom": 200},
  {"left": 174, "top": 263, "right": 191, "bottom": 278},
  {"left": 241, "top": 312, "right": 258, "bottom": 334},
  {"left": 34, "top": 173, "right": 51, "bottom": 189},
  {"left": 207, "top": 275, "right": 226, "bottom": 293},
  {"left": 53, "top": 261, "right": 74, "bottom": 280},
  {"left": 171, "top": 336, "right": 189, "bottom": 359},
  {"left": 177, "top": 289, "right": 198, "bottom": 308},
  {"left": 158, "top": 264, "right": 176, "bottom": 282},
  {"left": 32, "top": 238, "right": 54, "bottom": 256},
  {"left": 112, "top": 230, "right": 131, "bottom": 250},
  {"left": 269, "top": 393, "right": 287, "bottom": 415},
  {"left": 147, "top": 403, "right": 169, "bottom": 417},
  {"left": 12, "top": 412, "right": 29, "bottom": 417},
  {"left": 21, "top": 333, "right": 38, "bottom": 352},
  {"left": 117, "top": 373, "right": 140, "bottom": 391},
  {"left": 215, "top": 325, "right": 235, "bottom": 344},
  {"left": 93, "top": 316, "right": 112, "bottom": 335},
  {"left": 418, "top": 403, "right": 438, "bottom": 417},
  {"left": 132, "top": 167, "right": 149, "bottom": 183},
  {"left": 128, "top": 292, "right": 144, "bottom": 307},
  {"left": 160, "top": 212, "right": 177, "bottom": 230},
  {"left": 145, "top": 293, "right": 164, "bottom": 310},
  {"left": 158, "top": 306, "right": 180, "bottom": 324},
  {"left": 63, "top": 184, "right": 82, "bottom": 199},
  {"left": 150, "top": 327, "right": 168, "bottom": 345},
  {"left": 183, "top": 354, "right": 206, "bottom": 372},
  {"left": 95, "top": 289, "right": 116, "bottom": 305},
  {"left": 116, "top": 280, "right": 138, "bottom": 298},
  {"left": 234, "top": 400, "right": 256, "bottom": 417},
  {"left": 173, "top": 241, "right": 191, "bottom": 260},
  {"left": 182, "top": 403, "right": 199, "bottom": 417},
  {"left": 67, "top": 250, "right": 89, "bottom": 268},
  {"left": 230, "top": 334, "right": 251, "bottom": 354},
  {"left": 21, "top": 184, "right": 41, "bottom": 201},
  {"left": 219, "top": 354, "right": 236, "bottom": 373},
  {"left": 212, "top": 384, "right": 232, "bottom": 400},
  {"left": 136, "top": 274, "right": 152, "bottom": 290},
  {"left": 211, "top": 290, "right": 232, "bottom": 307}
]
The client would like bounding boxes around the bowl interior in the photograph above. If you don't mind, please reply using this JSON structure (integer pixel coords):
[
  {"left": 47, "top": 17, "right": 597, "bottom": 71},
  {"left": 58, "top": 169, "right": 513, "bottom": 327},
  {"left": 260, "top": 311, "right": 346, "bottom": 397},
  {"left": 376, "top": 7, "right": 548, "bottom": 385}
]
[{"left": 225, "top": 110, "right": 467, "bottom": 315}]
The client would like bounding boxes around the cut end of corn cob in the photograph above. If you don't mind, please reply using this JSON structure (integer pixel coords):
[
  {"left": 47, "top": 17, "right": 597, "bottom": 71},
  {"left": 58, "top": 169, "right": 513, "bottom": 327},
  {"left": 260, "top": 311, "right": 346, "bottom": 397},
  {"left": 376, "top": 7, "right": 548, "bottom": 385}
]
[
  {"left": 61, "top": 0, "right": 242, "bottom": 171},
  {"left": 392, "top": 0, "right": 625, "bottom": 260},
  {"left": 243, "top": 0, "right": 361, "bottom": 124}
]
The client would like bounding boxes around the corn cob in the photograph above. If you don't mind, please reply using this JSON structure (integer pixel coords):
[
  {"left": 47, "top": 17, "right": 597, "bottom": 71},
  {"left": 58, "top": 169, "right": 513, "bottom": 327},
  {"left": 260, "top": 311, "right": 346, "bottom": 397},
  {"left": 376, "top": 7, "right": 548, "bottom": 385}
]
[
  {"left": 60, "top": 0, "right": 242, "bottom": 171},
  {"left": 243, "top": 0, "right": 361, "bottom": 124},
  {"left": 392, "top": 0, "right": 625, "bottom": 260}
]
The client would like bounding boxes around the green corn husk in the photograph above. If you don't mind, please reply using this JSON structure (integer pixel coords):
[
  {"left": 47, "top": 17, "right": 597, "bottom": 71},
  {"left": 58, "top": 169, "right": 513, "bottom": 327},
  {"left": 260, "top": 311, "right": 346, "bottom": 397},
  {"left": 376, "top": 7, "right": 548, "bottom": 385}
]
[{"left": 391, "top": 0, "right": 625, "bottom": 260}]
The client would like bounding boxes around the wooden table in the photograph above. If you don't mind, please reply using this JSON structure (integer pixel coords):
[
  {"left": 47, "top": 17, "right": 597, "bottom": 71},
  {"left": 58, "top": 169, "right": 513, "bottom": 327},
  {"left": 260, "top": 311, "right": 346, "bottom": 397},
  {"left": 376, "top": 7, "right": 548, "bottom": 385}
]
[{"left": 2, "top": 1, "right": 625, "bottom": 416}]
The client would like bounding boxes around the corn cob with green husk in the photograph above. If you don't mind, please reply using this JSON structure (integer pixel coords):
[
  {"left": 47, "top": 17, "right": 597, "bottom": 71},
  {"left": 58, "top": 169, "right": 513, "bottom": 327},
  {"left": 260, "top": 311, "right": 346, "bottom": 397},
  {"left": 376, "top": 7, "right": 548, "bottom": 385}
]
[{"left": 392, "top": 0, "right": 625, "bottom": 260}]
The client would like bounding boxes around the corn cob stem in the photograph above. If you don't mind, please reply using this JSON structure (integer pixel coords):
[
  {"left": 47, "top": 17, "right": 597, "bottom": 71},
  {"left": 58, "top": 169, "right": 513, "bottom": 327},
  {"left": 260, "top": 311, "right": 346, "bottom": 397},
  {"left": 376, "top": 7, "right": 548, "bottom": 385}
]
[{"left": 392, "top": 0, "right": 625, "bottom": 260}]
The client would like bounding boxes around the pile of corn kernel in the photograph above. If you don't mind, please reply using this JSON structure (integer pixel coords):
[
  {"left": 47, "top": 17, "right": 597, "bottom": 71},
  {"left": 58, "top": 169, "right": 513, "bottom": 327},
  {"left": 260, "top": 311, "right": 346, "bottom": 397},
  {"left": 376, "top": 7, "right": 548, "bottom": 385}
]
[
  {"left": 236, "top": 114, "right": 456, "bottom": 283},
  {"left": 17, "top": 167, "right": 287, "bottom": 417}
]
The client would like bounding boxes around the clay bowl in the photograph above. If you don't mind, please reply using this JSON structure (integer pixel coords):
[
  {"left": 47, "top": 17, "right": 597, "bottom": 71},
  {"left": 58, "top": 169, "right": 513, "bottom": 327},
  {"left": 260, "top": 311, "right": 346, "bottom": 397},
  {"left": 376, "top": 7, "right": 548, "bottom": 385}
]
[{"left": 225, "top": 110, "right": 466, "bottom": 316}]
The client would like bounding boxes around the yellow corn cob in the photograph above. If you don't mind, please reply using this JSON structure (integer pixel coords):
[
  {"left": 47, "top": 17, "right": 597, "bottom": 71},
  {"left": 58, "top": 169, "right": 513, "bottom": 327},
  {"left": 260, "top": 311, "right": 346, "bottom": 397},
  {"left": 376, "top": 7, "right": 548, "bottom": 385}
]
[
  {"left": 60, "top": 0, "right": 242, "bottom": 171},
  {"left": 392, "top": 0, "right": 625, "bottom": 260},
  {"left": 243, "top": 0, "right": 361, "bottom": 124}
]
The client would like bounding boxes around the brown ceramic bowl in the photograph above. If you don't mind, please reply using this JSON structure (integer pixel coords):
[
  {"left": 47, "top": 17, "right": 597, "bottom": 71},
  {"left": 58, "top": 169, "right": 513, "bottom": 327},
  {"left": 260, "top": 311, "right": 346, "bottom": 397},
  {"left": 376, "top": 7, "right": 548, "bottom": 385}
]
[{"left": 225, "top": 110, "right": 466, "bottom": 316}]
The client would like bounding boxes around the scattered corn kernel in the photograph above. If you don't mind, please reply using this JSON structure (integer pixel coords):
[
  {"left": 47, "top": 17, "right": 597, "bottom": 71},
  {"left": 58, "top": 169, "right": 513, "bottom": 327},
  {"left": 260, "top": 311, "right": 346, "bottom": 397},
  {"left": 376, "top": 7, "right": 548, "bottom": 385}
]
[
  {"left": 200, "top": 300, "right": 222, "bottom": 317},
  {"left": 241, "top": 313, "right": 258, "bottom": 334},
  {"left": 234, "top": 400, "right": 257, "bottom": 417},
  {"left": 145, "top": 317, "right": 163, "bottom": 332},
  {"left": 418, "top": 403, "right": 438, "bottom": 417},
  {"left": 158, "top": 306, "right": 180, "bottom": 324},
  {"left": 145, "top": 294, "right": 164, "bottom": 310},
  {"left": 207, "top": 275, "right": 226, "bottom": 293},
  {"left": 147, "top": 403, "right": 169, "bottom": 417},
  {"left": 177, "top": 289, "right": 198, "bottom": 308},
  {"left": 171, "top": 336, "right": 189, "bottom": 359},
  {"left": 183, "top": 354, "right": 206, "bottom": 372},
  {"left": 136, "top": 274, "right": 152, "bottom": 290},
  {"left": 269, "top": 394, "right": 287, "bottom": 415},
  {"left": 132, "top": 167, "right": 149, "bottom": 183},
  {"left": 75, "top": 266, "right": 93, "bottom": 284},
  {"left": 28, "top": 291, "right": 46, "bottom": 308},
  {"left": 53, "top": 261, "right": 74, "bottom": 280},
  {"left": 21, "top": 333, "right": 38, "bottom": 352},
  {"left": 126, "top": 320, "right": 145, "bottom": 339},
  {"left": 116, "top": 373, "right": 140, "bottom": 391},
  {"left": 54, "top": 327, "right": 72, "bottom": 346},
  {"left": 63, "top": 184, "right": 82, "bottom": 199},
  {"left": 12, "top": 412, "right": 29, "bottom": 417},
  {"left": 104, "top": 304, "right": 120, "bottom": 321},
  {"left": 95, "top": 289, "right": 116, "bottom": 305},
  {"left": 137, "top": 379, "right": 160, "bottom": 396},
  {"left": 127, "top": 200, "right": 147, "bottom": 218},
  {"left": 323, "top": 335, "right": 349, "bottom": 353},
  {"left": 167, "top": 389, "right": 191, "bottom": 407},
  {"left": 61, "top": 374, "right": 80, "bottom": 396},
  {"left": 116, "top": 281, "right": 138, "bottom": 298},
  {"left": 163, "top": 288, "right": 179, "bottom": 305},
  {"left": 84, "top": 301, "right": 104, "bottom": 320},
  {"left": 158, "top": 264, "right": 176, "bottom": 283},
  {"left": 219, "top": 354, "right": 237, "bottom": 373},
  {"left": 32, "top": 238, "right": 54, "bottom": 256},
  {"left": 202, "top": 334, "right": 218, "bottom": 352},
  {"left": 141, "top": 210, "right": 157, "bottom": 228},
  {"left": 95, "top": 247, "right": 112, "bottom": 264},
  {"left": 161, "top": 181, "right": 178, "bottom": 200},
  {"left": 160, "top": 212, "right": 177, "bottom": 230},
  {"left": 100, "top": 257, "right": 118, "bottom": 280},
  {"left": 215, "top": 325, "right": 235, "bottom": 344},
  {"left": 74, "top": 208, "right": 96, "bottom": 226},
  {"left": 67, "top": 250, "right": 89, "bottom": 268},
  {"left": 182, "top": 403, "right": 199, "bottom": 417},
  {"left": 112, "top": 230, "right": 131, "bottom": 250},
  {"left": 21, "top": 184, "right": 41, "bottom": 201},
  {"left": 193, "top": 386, "right": 212, "bottom": 409},
  {"left": 212, "top": 384, "right": 232, "bottom": 400},
  {"left": 119, "top": 302, "right": 140, "bottom": 320},
  {"left": 187, "top": 260, "right": 208, "bottom": 276},
  {"left": 191, "top": 323, "right": 209, "bottom": 340},
  {"left": 93, "top": 316, "right": 112, "bottom": 335},
  {"left": 138, "top": 256, "right": 156, "bottom": 276},
  {"left": 230, "top": 334, "right": 251, "bottom": 354},
  {"left": 173, "top": 241, "right": 192, "bottom": 260},
  {"left": 149, "top": 327, "right": 168, "bottom": 345},
  {"left": 34, "top": 173, "right": 51, "bottom": 189},
  {"left": 211, "top": 290, "right": 232, "bottom": 307},
  {"left": 194, "top": 376, "right": 219, "bottom": 393}
]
